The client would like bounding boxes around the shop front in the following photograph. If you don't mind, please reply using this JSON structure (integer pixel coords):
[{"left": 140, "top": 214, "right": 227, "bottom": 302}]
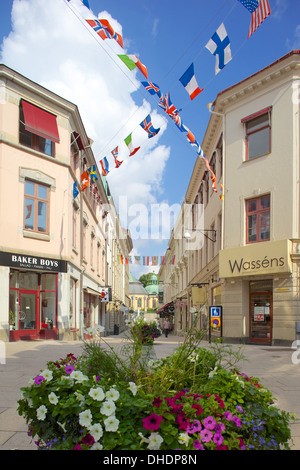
[
  {"left": 219, "top": 240, "right": 294, "bottom": 345},
  {"left": 0, "top": 251, "right": 67, "bottom": 341}
]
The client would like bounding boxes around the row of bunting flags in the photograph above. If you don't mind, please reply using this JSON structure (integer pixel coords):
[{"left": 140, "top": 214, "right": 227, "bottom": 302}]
[
  {"left": 70, "top": 0, "right": 271, "bottom": 202},
  {"left": 118, "top": 254, "right": 176, "bottom": 266}
]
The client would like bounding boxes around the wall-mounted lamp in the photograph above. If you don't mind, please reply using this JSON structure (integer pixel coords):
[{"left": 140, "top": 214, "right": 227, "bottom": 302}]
[
  {"left": 191, "top": 282, "right": 209, "bottom": 288},
  {"left": 184, "top": 229, "right": 217, "bottom": 243}
]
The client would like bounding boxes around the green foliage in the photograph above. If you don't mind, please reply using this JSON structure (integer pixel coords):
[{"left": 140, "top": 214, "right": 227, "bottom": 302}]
[{"left": 17, "top": 328, "right": 296, "bottom": 450}]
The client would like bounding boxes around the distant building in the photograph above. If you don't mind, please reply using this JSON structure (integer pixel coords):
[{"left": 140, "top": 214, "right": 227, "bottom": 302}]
[{"left": 129, "top": 273, "right": 148, "bottom": 312}]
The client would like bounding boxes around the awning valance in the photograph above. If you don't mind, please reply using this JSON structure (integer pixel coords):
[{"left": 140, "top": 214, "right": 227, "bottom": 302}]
[{"left": 21, "top": 99, "right": 60, "bottom": 143}]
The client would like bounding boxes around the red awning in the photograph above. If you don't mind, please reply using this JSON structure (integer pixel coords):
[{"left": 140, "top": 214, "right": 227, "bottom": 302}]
[
  {"left": 72, "top": 131, "right": 85, "bottom": 150},
  {"left": 21, "top": 99, "right": 60, "bottom": 143},
  {"left": 156, "top": 302, "right": 171, "bottom": 314}
]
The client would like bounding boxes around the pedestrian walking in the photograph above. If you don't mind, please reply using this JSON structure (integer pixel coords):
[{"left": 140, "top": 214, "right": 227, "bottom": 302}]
[{"left": 164, "top": 318, "right": 170, "bottom": 338}]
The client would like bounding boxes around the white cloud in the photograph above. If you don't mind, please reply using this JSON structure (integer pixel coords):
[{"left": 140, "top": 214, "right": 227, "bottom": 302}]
[{"left": 1, "top": 0, "right": 171, "bottom": 247}]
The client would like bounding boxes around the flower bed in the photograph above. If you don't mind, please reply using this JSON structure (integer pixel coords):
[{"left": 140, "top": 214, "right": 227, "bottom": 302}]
[{"left": 17, "top": 328, "right": 295, "bottom": 450}]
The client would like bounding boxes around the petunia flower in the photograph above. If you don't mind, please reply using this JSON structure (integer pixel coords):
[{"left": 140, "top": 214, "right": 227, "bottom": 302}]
[
  {"left": 128, "top": 382, "right": 138, "bottom": 396},
  {"left": 100, "top": 400, "right": 116, "bottom": 417},
  {"left": 81, "top": 433, "right": 95, "bottom": 446},
  {"left": 147, "top": 432, "right": 163, "bottom": 450},
  {"left": 105, "top": 388, "right": 120, "bottom": 402},
  {"left": 73, "top": 444, "right": 82, "bottom": 450},
  {"left": 65, "top": 364, "right": 75, "bottom": 374},
  {"left": 104, "top": 416, "right": 119, "bottom": 432},
  {"left": 88, "top": 387, "right": 105, "bottom": 401},
  {"left": 200, "top": 429, "right": 213, "bottom": 443},
  {"left": 213, "top": 433, "right": 224, "bottom": 446},
  {"left": 203, "top": 416, "right": 217, "bottom": 430},
  {"left": 48, "top": 392, "right": 59, "bottom": 405},
  {"left": 178, "top": 433, "right": 190, "bottom": 447},
  {"left": 34, "top": 375, "right": 45, "bottom": 385},
  {"left": 143, "top": 413, "right": 163, "bottom": 431},
  {"left": 152, "top": 397, "right": 163, "bottom": 408},
  {"left": 41, "top": 369, "right": 53, "bottom": 382},
  {"left": 193, "top": 439, "right": 204, "bottom": 450},
  {"left": 36, "top": 405, "right": 47, "bottom": 421},
  {"left": 88, "top": 423, "right": 103, "bottom": 442},
  {"left": 79, "top": 409, "right": 93, "bottom": 428}
]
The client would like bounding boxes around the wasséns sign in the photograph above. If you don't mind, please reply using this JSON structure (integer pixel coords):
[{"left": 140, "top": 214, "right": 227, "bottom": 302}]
[{"left": 0, "top": 251, "right": 67, "bottom": 273}]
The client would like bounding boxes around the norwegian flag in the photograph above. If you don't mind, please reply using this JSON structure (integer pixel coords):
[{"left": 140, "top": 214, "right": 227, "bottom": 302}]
[
  {"left": 86, "top": 19, "right": 123, "bottom": 48},
  {"left": 111, "top": 146, "right": 123, "bottom": 168},
  {"left": 247, "top": 0, "right": 271, "bottom": 38}
]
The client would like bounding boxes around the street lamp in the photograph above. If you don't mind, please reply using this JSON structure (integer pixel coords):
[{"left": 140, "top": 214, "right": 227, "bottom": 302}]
[{"left": 184, "top": 229, "right": 217, "bottom": 243}]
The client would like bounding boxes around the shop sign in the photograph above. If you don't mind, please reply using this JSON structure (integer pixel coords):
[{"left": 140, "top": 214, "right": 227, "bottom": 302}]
[
  {"left": 0, "top": 250, "right": 67, "bottom": 272},
  {"left": 219, "top": 240, "right": 291, "bottom": 278},
  {"left": 100, "top": 287, "right": 112, "bottom": 302},
  {"left": 176, "top": 301, "right": 186, "bottom": 307}
]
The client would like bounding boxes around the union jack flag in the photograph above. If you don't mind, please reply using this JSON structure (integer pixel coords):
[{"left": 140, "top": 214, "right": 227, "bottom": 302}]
[
  {"left": 141, "top": 81, "right": 162, "bottom": 99},
  {"left": 158, "top": 93, "right": 180, "bottom": 120},
  {"left": 140, "top": 114, "right": 160, "bottom": 138}
]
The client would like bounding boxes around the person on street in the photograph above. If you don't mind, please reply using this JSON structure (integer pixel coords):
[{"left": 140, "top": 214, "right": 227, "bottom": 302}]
[{"left": 164, "top": 318, "right": 170, "bottom": 338}]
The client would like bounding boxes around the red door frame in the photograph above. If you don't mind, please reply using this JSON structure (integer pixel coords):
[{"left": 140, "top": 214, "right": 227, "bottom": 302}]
[
  {"left": 249, "top": 290, "right": 273, "bottom": 344},
  {"left": 10, "top": 290, "right": 39, "bottom": 341}
]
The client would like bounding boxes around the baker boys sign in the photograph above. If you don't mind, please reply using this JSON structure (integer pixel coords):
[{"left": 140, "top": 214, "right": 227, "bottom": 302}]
[{"left": 0, "top": 251, "right": 67, "bottom": 273}]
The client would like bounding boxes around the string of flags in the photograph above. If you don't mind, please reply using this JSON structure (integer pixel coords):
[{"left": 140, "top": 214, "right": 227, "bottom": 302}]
[
  {"left": 118, "top": 254, "right": 176, "bottom": 266},
  {"left": 69, "top": 0, "right": 271, "bottom": 201}
]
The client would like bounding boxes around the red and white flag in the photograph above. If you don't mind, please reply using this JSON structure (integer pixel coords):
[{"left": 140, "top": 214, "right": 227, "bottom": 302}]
[{"left": 248, "top": 0, "right": 271, "bottom": 38}]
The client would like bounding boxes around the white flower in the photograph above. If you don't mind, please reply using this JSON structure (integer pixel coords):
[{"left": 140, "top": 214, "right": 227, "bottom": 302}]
[
  {"left": 74, "top": 391, "right": 85, "bottom": 405},
  {"left": 104, "top": 416, "right": 119, "bottom": 432},
  {"left": 48, "top": 392, "right": 59, "bottom": 405},
  {"left": 85, "top": 327, "right": 95, "bottom": 336},
  {"left": 70, "top": 370, "right": 88, "bottom": 383},
  {"left": 208, "top": 366, "right": 218, "bottom": 379},
  {"left": 138, "top": 432, "right": 149, "bottom": 444},
  {"left": 91, "top": 442, "right": 103, "bottom": 450},
  {"left": 188, "top": 351, "right": 199, "bottom": 363},
  {"left": 128, "top": 382, "right": 138, "bottom": 396},
  {"left": 100, "top": 400, "right": 116, "bottom": 416},
  {"left": 105, "top": 388, "right": 120, "bottom": 402},
  {"left": 147, "top": 432, "right": 164, "bottom": 450},
  {"left": 36, "top": 405, "right": 47, "bottom": 421},
  {"left": 79, "top": 409, "right": 93, "bottom": 428},
  {"left": 40, "top": 369, "right": 53, "bottom": 382},
  {"left": 94, "top": 324, "right": 105, "bottom": 334},
  {"left": 178, "top": 432, "right": 190, "bottom": 447},
  {"left": 89, "top": 423, "right": 103, "bottom": 442},
  {"left": 88, "top": 387, "right": 105, "bottom": 401}
]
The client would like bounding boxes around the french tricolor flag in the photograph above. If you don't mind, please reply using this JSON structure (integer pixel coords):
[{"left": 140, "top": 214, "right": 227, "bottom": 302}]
[{"left": 179, "top": 63, "right": 203, "bottom": 101}]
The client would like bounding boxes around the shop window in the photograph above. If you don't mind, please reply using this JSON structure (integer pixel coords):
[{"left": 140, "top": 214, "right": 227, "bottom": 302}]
[
  {"left": 19, "top": 100, "right": 59, "bottom": 157},
  {"left": 242, "top": 107, "right": 271, "bottom": 160},
  {"left": 246, "top": 194, "right": 270, "bottom": 244},
  {"left": 24, "top": 180, "right": 49, "bottom": 234}
]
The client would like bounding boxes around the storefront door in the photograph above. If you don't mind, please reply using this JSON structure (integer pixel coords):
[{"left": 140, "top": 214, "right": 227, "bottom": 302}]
[
  {"left": 18, "top": 291, "right": 38, "bottom": 340},
  {"left": 249, "top": 284, "right": 272, "bottom": 344}
]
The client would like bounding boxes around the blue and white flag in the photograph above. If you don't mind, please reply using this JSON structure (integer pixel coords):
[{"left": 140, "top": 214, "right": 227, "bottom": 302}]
[
  {"left": 73, "top": 181, "right": 79, "bottom": 199},
  {"left": 205, "top": 23, "right": 232, "bottom": 75}
]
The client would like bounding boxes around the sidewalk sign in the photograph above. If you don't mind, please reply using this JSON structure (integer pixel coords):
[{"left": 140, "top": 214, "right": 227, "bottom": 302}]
[{"left": 209, "top": 305, "right": 222, "bottom": 342}]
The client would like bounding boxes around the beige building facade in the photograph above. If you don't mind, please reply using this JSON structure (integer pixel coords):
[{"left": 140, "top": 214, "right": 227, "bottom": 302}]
[
  {"left": 159, "top": 50, "right": 300, "bottom": 345},
  {"left": 0, "top": 64, "right": 131, "bottom": 342}
]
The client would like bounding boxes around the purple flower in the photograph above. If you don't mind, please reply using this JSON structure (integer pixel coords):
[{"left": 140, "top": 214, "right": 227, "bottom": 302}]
[
  {"left": 236, "top": 405, "right": 244, "bottom": 413},
  {"left": 186, "top": 420, "right": 202, "bottom": 434},
  {"left": 65, "top": 364, "right": 75, "bottom": 374},
  {"left": 203, "top": 416, "right": 217, "bottom": 430},
  {"left": 233, "top": 415, "right": 242, "bottom": 428},
  {"left": 200, "top": 429, "right": 213, "bottom": 443},
  {"left": 214, "top": 422, "right": 226, "bottom": 433},
  {"left": 213, "top": 433, "right": 224, "bottom": 446},
  {"left": 193, "top": 439, "right": 205, "bottom": 450},
  {"left": 224, "top": 411, "right": 233, "bottom": 421},
  {"left": 34, "top": 375, "right": 45, "bottom": 385}
]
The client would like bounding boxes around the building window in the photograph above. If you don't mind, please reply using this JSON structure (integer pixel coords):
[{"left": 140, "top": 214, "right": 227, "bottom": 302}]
[
  {"left": 19, "top": 100, "right": 58, "bottom": 157},
  {"left": 24, "top": 180, "right": 49, "bottom": 234},
  {"left": 242, "top": 107, "right": 271, "bottom": 160},
  {"left": 246, "top": 194, "right": 270, "bottom": 244}
]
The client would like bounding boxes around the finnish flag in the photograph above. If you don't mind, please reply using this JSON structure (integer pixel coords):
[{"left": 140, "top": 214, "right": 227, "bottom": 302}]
[{"left": 205, "top": 23, "right": 232, "bottom": 75}]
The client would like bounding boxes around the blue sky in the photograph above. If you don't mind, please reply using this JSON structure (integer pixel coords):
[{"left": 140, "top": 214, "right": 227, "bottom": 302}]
[{"left": 0, "top": 0, "right": 299, "bottom": 278}]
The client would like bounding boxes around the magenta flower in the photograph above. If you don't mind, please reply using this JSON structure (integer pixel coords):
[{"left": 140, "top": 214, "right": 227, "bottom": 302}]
[
  {"left": 224, "top": 411, "right": 233, "bottom": 421},
  {"left": 81, "top": 433, "right": 95, "bottom": 446},
  {"left": 152, "top": 397, "right": 163, "bottom": 408},
  {"left": 200, "top": 429, "right": 213, "bottom": 443},
  {"left": 73, "top": 444, "right": 82, "bottom": 450},
  {"left": 233, "top": 415, "right": 242, "bottom": 428},
  {"left": 142, "top": 413, "right": 163, "bottom": 431},
  {"left": 214, "top": 422, "right": 226, "bottom": 433},
  {"left": 65, "top": 364, "right": 75, "bottom": 374},
  {"left": 193, "top": 439, "right": 204, "bottom": 450},
  {"left": 187, "top": 420, "right": 202, "bottom": 434},
  {"left": 34, "top": 375, "right": 45, "bottom": 385},
  {"left": 203, "top": 416, "right": 217, "bottom": 430},
  {"left": 176, "top": 412, "right": 190, "bottom": 431},
  {"left": 213, "top": 433, "right": 224, "bottom": 446}
]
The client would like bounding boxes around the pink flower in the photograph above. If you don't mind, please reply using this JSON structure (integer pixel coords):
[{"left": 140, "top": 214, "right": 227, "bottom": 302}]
[
  {"left": 213, "top": 433, "right": 224, "bottom": 446},
  {"left": 34, "top": 375, "right": 45, "bottom": 385},
  {"left": 73, "top": 444, "right": 82, "bottom": 450},
  {"left": 193, "top": 439, "right": 204, "bottom": 450},
  {"left": 142, "top": 413, "right": 163, "bottom": 431},
  {"left": 187, "top": 420, "right": 202, "bottom": 434},
  {"left": 200, "top": 429, "right": 213, "bottom": 443},
  {"left": 203, "top": 416, "right": 217, "bottom": 430},
  {"left": 224, "top": 411, "right": 233, "bottom": 421},
  {"left": 65, "top": 364, "right": 75, "bottom": 374},
  {"left": 81, "top": 433, "right": 95, "bottom": 446},
  {"left": 152, "top": 397, "right": 163, "bottom": 408},
  {"left": 233, "top": 415, "right": 242, "bottom": 428},
  {"left": 176, "top": 412, "right": 190, "bottom": 431}
]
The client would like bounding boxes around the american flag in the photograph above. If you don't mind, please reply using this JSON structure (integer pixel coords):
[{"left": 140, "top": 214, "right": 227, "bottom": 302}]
[{"left": 247, "top": 0, "right": 271, "bottom": 38}]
